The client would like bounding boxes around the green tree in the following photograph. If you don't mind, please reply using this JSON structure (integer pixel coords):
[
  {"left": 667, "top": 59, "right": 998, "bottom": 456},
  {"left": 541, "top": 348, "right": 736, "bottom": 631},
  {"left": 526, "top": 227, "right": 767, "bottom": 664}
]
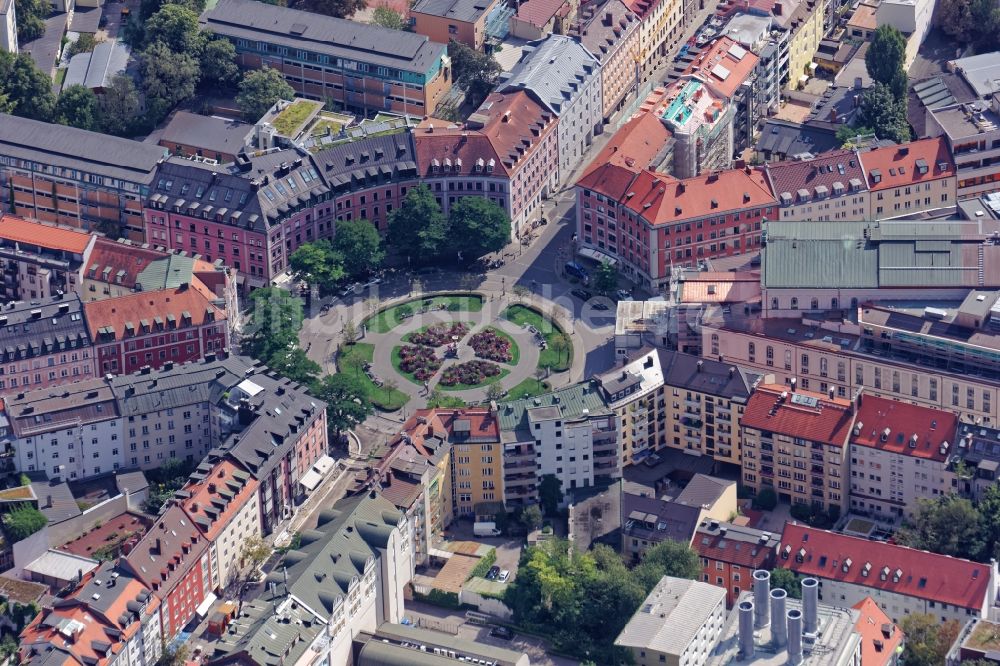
[
  {"left": 332, "top": 219, "right": 384, "bottom": 279},
  {"left": 0, "top": 51, "right": 57, "bottom": 121},
  {"left": 895, "top": 494, "right": 985, "bottom": 561},
  {"left": 549, "top": 333, "right": 571, "bottom": 367},
  {"left": 769, "top": 568, "right": 803, "bottom": 599},
  {"left": 592, "top": 261, "right": 618, "bottom": 295},
  {"left": 856, "top": 83, "right": 910, "bottom": 144},
  {"left": 448, "top": 39, "right": 502, "bottom": 106},
  {"left": 371, "top": 5, "right": 405, "bottom": 29},
  {"left": 387, "top": 184, "right": 448, "bottom": 262},
  {"left": 485, "top": 382, "right": 506, "bottom": 402},
  {"left": 754, "top": 487, "right": 778, "bottom": 510},
  {"left": 289, "top": 240, "right": 346, "bottom": 292},
  {"left": 968, "top": 0, "right": 1000, "bottom": 52},
  {"left": 56, "top": 85, "right": 100, "bottom": 130},
  {"left": 632, "top": 539, "right": 701, "bottom": 592},
  {"left": 156, "top": 643, "right": 190, "bottom": 666},
  {"left": 244, "top": 287, "right": 306, "bottom": 364},
  {"left": 2, "top": 505, "right": 48, "bottom": 541},
  {"left": 67, "top": 33, "right": 99, "bottom": 57},
  {"left": 269, "top": 347, "right": 321, "bottom": 386},
  {"left": 448, "top": 196, "right": 511, "bottom": 261},
  {"left": 200, "top": 38, "right": 240, "bottom": 89},
  {"left": 314, "top": 372, "right": 373, "bottom": 437},
  {"left": 144, "top": 3, "right": 205, "bottom": 53},
  {"left": 865, "top": 25, "right": 908, "bottom": 100},
  {"left": 539, "top": 474, "right": 562, "bottom": 516},
  {"left": 139, "top": 42, "right": 200, "bottom": 121},
  {"left": 836, "top": 124, "right": 874, "bottom": 148},
  {"left": 521, "top": 504, "right": 543, "bottom": 531},
  {"left": 14, "top": 0, "right": 47, "bottom": 41},
  {"left": 900, "top": 614, "right": 959, "bottom": 666},
  {"left": 239, "top": 535, "right": 270, "bottom": 580},
  {"left": 937, "top": 0, "right": 977, "bottom": 41},
  {"left": 300, "top": 0, "right": 366, "bottom": 18},
  {"left": 236, "top": 67, "right": 295, "bottom": 121},
  {"left": 98, "top": 74, "right": 142, "bottom": 137}
]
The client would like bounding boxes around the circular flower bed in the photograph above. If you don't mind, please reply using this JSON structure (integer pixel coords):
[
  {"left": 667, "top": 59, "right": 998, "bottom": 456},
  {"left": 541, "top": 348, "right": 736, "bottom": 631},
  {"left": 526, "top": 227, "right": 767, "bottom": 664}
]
[
  {"left": 440, "top": 360, "right": 502, "bottom": 387},
  {"left": 409, "top": 322, "right": 470, "bottom": 347},
  {"left": 397, "top": 345, "right": 441, "bottom": 381},
  {"left": 469, "top": 329, "right": 513, "bottom": 363}
]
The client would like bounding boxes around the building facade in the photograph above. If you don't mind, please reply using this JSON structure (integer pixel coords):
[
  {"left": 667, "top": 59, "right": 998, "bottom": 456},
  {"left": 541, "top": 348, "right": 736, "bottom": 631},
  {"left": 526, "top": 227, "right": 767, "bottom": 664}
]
[
  {"left": 695, "top": 520, "right": 779, "bottom": 608},
  {"left": 578, "top": 0, "right": 642, "bottom": 121},
  {"left": 765, "top": 149, "right": 870, "bottom": 221},
  {"left": 860, "top": 137, "right": 957, "bottom": 219}
]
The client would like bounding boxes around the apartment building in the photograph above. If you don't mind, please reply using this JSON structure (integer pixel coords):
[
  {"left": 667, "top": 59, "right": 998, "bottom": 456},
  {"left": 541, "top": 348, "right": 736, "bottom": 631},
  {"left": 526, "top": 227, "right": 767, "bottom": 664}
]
[
  {"left": 953, "top": 421, "right": 1000, "bottom": 501},
  {"left": 661, "top": 77, "right": 735, "bottom": 178},
  {"left": 578, "top": 164, "right": 776, "bottom": 291},
  {"left": 694, "top": 520, "right": 779, "bottom": 607},
  {"left": 860, "top": 138, "right": 957, "bottom": 219},
  {"left": 206, "top": 493, "right": 411, "bottom": 666},
  {"left": 0, "top": 294, "right": 95, "bottom": 396},
  {"left": 925, "top": 99, "right": 1000, "bottom": 200},
  {"left": 0, "top": 0, "right": 15, "bottom": 53},
  {"left": 202, "top": 0, "right": 452, "bottom": 117},
  {"left": 86, "top": 284, "right": 229, "bottom": 376},
  {"left": 764, "top": 149, "right": 870, "bottom": 221},
  {"left": 740, "top": 384, "right": 854, "bottom": 513},
  {"left": 500, "top": 383, "right": 617, "bottom": 506},
  {"left": 723, "top": 12, "right": 788, "bottom": 114},
  {"left": 177, "top": 458, "right": 261, "bottom": 592},
  {"left": 616, "top": 576, "right": 728, "bottom": 666},
  {"left": 120, "top": 504, "right": 213, "bottom": 640},
  {"left": 779, "top": 0, "right": 827, "bottom": 91},
  {"left": 577, "top": 0, "right": 642, "bottom": 121},
  {"left": 848, "top": 394, "right": 957, "bottom": 519},
  {"left": 597, "top": 348, "right": 666, "bottom": 466},
  {"left": 0, "top": 115, "right": 165, "bottom": 241},
  {"left": 779, "top": 523, "right": 998, "bottom": 623},
  {"left": 501, "top": 35, "right": 602, "bottom": 186},
  {"left": 625, "top": 0, "right": 681, "bottom": 81},
  {"left": 660, "top": 350, "right": 756, "bottom": 467},
  {"left": 410, "top": 0, "right": 507, "bottom": 50},
  {"left": 20, "top": 561, "right": 163, "bottom": 666},
  {"left": 0, "top": 215, "right": 95, "bottom": 301}
]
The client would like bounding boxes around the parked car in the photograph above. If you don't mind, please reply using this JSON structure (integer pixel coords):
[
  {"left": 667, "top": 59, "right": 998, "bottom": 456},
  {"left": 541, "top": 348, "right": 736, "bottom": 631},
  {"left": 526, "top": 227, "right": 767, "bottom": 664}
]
[
  {"left": 340, "top": 283, "right": 359, "bottom": 297},
  {"left": 616, "top": 289, "right": 633, "bottom": 301},
  {"left": 486, "top": 565, "right": 500, "bottom": 580},
  {"left": 565, "top": 261, "right": 589, "bottom": 280},
  {"left": 490, "top": 626, "right": 514, "bottom": 640},
  {"left": 498, "top": 569, "right": 510, "bottom": 583},
  {"left": 592, "top": 302, "right": 610, "bottom": 311},
  {"left": 571, "top": 289, "right": 593, "bottom": 300}
]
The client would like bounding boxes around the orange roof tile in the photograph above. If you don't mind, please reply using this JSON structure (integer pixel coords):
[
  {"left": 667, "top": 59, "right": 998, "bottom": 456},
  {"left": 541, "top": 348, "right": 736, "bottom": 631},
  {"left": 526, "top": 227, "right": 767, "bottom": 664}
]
[
  {"left": 852, "top": 597, "right": 903, "bottom": 666},
  {"left": 82, "top": 284, "right": 225, "bottom": 339},
  {"left": 621, "top": 167, "right": 776, "bottom": 225},
  {"left": 87, "top": 239, "right": 165, "bottom": 289},
  {"left": 859, "top": 138, "right": 955, "bottom": 192},
  {"left": 741, "top": 384, "right": 855, "bottom": 447},
  {"left": 413, "top": 127, "right": 510, "bottom": 178},
  {"left": 179, "top": 459, "right": 259, "bottom": 541},
  {"left": 622, "top": 0, "right": 663, "bottom": 20},
  {"left": 0, "top": 215, "right": 92, "bottom": 254},
  {"left": 472, "top": 90, "right": 558, "bottom": 174},
  {"left": 683, "top": 37, "right": 760, "bottom": 99},
  {"left": 21, "top": 606, "right": 121, "bottom": 666},
  {"left": 578, "top": 113, "right": 672, "bottom": 186},
  {"left": 516, "top": 0, "right": 569, "bottom": 26},
  {"left": 849, "top": 394, "right": 958, "bottom": 462}
]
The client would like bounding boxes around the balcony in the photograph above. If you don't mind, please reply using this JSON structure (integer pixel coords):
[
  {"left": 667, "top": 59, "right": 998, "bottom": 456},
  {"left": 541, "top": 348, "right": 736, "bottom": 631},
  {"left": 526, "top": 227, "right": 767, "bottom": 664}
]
[{"left": 682, "top": 416, "right": 703, "bottom": 429}]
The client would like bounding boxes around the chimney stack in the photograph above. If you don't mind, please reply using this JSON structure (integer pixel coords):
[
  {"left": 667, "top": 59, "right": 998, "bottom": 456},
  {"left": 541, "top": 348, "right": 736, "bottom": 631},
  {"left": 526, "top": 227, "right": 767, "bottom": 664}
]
[
  {"left": 787, "top": 608, "right": 804, "bottom": 665},
  {"left": 739, "top": 601, "right": 755, "bottom": 658},
  {"left": 770, "top": 588, "right": 788, "bottom": 647},
  {"left": 802, "top": 577, "right": 819, "bottom": 634},
  {"left": 753, "top": 569, "right": 771, "bottom": 628}
]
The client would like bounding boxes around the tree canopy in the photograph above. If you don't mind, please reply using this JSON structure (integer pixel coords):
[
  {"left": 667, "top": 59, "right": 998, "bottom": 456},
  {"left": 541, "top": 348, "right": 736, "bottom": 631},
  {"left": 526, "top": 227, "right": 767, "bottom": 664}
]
[
  {"left": 769, "top": 568, "right": 803, "bottom": 599},
  {"left": 332, "top": 219, "right": 385, "bottom": 279},
  {"left": 388, "top": 185, "right": 449, "bottom": 262},
  {"left": 97, "top": 75, "right": 142, "bottom": 137},
  {"left": 449, "top": 39, "right": 502, "bottom": 106},
  {"left": 14, "top": 0, "right": 47, "bottom": 42},
  {"left": 937, "top": 0, "right": 1000, "bottom": 51},
  {"left": 2, "top": 505, "right": 48, "bottom": 541},
  {"left": 237, "top": 67, "right": 295, "bottom": 121},
  {"left": 900, "top": 613, "right": 960, "bottom": 666},
  {"left": 893, "top": 488, "right": 1000, "bottom": 562},
  {"left": 55, "top": 85, "right": 100, "bottom": 131},
  {"left": 371, "top": 5, "right": 406, "bottom": 29},
  {"left": 865, "top": 25, "right": 908, "bottom": 99},
  {"left": 448, "top": 197, "right": 511, "bottom": 260},
  {"left": 314, "top": 372, "right": 373, "bottom": 437},
  {"left": 289, "top": 240, "right": 346, "bottom": 292},
  {"left": 856, "top": 82, "right": 911, "bottom": 144},
  {"left": 200, "top": 38, "right": 241, "bottom": 89},
  {"left": 592, "top": 261, "right": 618, "bottom": 295},
  {"left": 144, "top": 3, "right": 205, "bottom": 53},
  {"left": 0, "top": 51, "right": 57, "bottom": 122},
  {"left": 299, "top": 0, "right": 365, "bottom": 18},
  {"left": 139, "top": 41, "right": 200, "bottom": 121},
  {"left": 244, "top": 287, "right": 306, "bottom": 364}
]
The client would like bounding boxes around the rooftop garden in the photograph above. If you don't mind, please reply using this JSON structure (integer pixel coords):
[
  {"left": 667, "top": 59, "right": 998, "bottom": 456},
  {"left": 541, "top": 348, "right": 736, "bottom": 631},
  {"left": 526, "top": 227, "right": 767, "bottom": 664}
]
[{"left": 272, "top": 100, "right": 322, "bottom": 137}]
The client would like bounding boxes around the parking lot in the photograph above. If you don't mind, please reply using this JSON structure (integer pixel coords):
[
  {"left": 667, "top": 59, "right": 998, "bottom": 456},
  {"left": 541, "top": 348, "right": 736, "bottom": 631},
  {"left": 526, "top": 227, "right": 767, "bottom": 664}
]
[{"left": 443, "top": 519, "right": 522, "bottom": 584}]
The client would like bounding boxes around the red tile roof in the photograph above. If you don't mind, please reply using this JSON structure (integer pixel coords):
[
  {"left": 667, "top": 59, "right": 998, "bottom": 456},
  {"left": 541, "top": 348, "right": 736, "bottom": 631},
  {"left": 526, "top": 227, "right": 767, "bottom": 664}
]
[
  {"left": 859, "top": 138, "right": 955, "bottom": 192},
  {"left": 402, "top": 407, "right": 501, "bottom": 453},
  {"left": 577, "top": 113, "right": 672, "bottom": 195},
  {"left": 621, "top": 167, "right": 776, "bottom": 226},
  {"left": 179, "top": 459, "right": 259, "bottom": 542},
  {"left": 683, "top": 37, "right": 760, "bottom": 99},
  {"left": 413, "top": 127, "right": 510, "bottom": 178},
  {"left": 516, "top": 0, "right": 570, "bottom": 26},
  {"left": 850, "top": 394, "right": 958, "bottom": 462},
  {"left": 21, "top": 606, "right": 122, "bottom": 666},
  {"left": 0, "top": 215, "right": 92, "bottom": 254},
  {"left": 622, "top": 0, "right": 663, "bottom": 21},
  {"left": 121, "top": 504, "right": 208, "bottom": 599},
  {"left": 474, "top": 91, "right": 558, "bottom": 173},
  {"left": 779, "top": 523, "right": 992, "bottom": 610},
  {"left": 741, "top": 384, "right": 855, "bottom": 447},
  {"left": 87, "top": 239, "right": 165, "bottom": 289},
  {"left": 764, "top": 149, "right": 868, "bottom": 202},
  {"left": 83, "top": 284, "right": 225, "bottom": 339},
  {"left": 852, "top": 597, "right": 903, "bottom": 666},
  {"left": 694, "top": 525, "right": 778, "bottom": 568}
]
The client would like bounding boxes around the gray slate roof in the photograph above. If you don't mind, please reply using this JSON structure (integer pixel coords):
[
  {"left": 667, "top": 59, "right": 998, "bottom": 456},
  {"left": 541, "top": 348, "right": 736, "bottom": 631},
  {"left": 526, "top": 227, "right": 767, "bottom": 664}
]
[
  {"left": 210, "top": 597, "right": 322, "bottom": 666},
  {"left": 411, "top": 0, "right": 495, "bottom": 23},
  {"left": 203, "top": 0, "right": 447, "bottom": 75},
  {"left": 0, "top": 113, "right": 165, "bottom": 184},
  {"left": 0, "top": 294, "right": 90, "bottom": 364},
  {"left": 158, "top": 111, "right": 253, "bottom": 158},
  {"left": 313, "top": 132, "right": 418, "bottom": 191},
  {"left": 501, "top": 35, "right": 599, "bottom": 115},
  {"left": 30, "top": 479, "right": 82, "bottom": 524},
  {"left": 659, "top": 349, "right": 755, "bottom": 402},
  {"left": 360, "top": 623, "right": 528, "bottom": 666}
]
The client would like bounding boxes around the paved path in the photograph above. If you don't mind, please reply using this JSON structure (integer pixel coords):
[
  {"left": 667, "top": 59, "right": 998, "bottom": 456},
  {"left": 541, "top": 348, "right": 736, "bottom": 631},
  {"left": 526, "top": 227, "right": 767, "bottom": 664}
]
[{"left": 362, "top": 298, "right": 548, "bottom": 404}]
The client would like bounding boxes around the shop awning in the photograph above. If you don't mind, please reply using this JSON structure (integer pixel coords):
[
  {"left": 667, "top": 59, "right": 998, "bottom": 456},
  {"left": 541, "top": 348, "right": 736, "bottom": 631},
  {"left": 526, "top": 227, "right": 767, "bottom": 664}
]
[
  {"left": 195, "top": 592, "right": 217, "bottom": 619},
  {"left": 578, "top": 247, "right": 618, "bottom": 267}
]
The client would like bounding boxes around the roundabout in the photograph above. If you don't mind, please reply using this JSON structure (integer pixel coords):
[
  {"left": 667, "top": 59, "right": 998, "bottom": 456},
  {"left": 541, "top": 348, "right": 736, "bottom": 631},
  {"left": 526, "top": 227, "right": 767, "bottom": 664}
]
[{"left": 341, "top": 292, "right": 573, "bottom": 407}]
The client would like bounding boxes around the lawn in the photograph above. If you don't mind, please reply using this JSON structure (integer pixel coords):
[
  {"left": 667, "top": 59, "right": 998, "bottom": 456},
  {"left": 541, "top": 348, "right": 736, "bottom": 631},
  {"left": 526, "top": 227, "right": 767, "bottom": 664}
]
[
  {"left": 272, "top": 100, "right": 319, "bottom": 136},
  {"left": 506, "top": 377, "right": 550, "bottom": 400},
  {"left": 366, "top": 295, "right": 484, "bottom": 334},
  {"left": 338, "top": 342, "right": 409, "bottom": 410},
  {"left": 54, "top": 68, "right": 67, "bottom": 88},
  {"left": 311, "top": 119, "right": 343, "bottom": 136},
  {"left": 502, "top": 305, "right": 571, "bottom": 371}
]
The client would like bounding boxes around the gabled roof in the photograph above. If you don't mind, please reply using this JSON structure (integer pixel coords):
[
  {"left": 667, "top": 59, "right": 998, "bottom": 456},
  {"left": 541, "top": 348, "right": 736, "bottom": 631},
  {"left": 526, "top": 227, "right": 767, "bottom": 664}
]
[
  {"left": 658, "top": 349, "right": 754, "bottom": 401},
  {"left": 178, "top": 458, "right": 259, "bottom": 541},
  {"left": 86, "top": 239, "right": 165, "bottom": 290},
  {"left": 501, "top": 36, "right": 599, "bottom": 115},
  {"left": 858, "top": 138, "right": 954, "bottom": 192},
  {"left": 576, "top": 113, "right": 672, "bottom": 196},
  {"left": 413, "top": 126, "right": 509, "bottom": 178},
  {"left": 764, "top": 148, "right": 868, "bottom": 204},
  {"left": 0, "top": 215, "right": 93, "bottom": 254},
  {"left": 849, "top": 394, "right": 957, "bottom": 462},
  {"left": 740, "top": 384, "right": 855, "bottom": 447},
  {"left": 694, "top": 521, "right": 779, "bottom": 568},
  {"left": 621, "top": 167, "right": 776, "bottom": 225},
  {"left": 780, "top": 523, "right": 992, "bottom": 610},
  {"left": 578, "top": 0, "right": 640, "bottom": 64},
  {"left": 121, "top": 504, "right": 208, "bottom": 599},
  {"left": 851, "top": 597, "right": 902, "bottom": 666},
  {"left": 622, "top": 491, "right": 702, "bottom": 545},
  {"left": 682, "top": 36, "right": 759, "bottom": 99},
  {"left": 20, "top": 605, "right": 122, "bottom": 666},
  {"left": 83, "top": 283, "right": 225, "bottom": 340},
  {"left": 615, "top": 576, "right": 726, "bottom": 654},
  {"left": 470, "top": 90, "right": 557, "bottom": 173}
]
